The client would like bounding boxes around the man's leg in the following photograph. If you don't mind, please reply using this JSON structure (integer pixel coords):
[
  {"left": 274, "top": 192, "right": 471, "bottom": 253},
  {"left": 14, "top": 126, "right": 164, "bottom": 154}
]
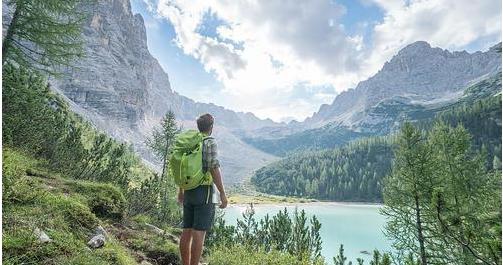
[
  {"left": 190, "top": 230, "right": 206, "bottom": 265},
  {"left": 180, "top": 228, "right": 193, "bottom": 265}
]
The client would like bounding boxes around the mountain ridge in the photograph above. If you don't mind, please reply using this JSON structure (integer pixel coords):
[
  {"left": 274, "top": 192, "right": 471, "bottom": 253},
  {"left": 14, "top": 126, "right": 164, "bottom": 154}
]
[
  {"left": 304, "top": 41, "right": 502, "bottom": 128},
  {"left": 1, "top": 0, "right": 279, "bottom": 184}
]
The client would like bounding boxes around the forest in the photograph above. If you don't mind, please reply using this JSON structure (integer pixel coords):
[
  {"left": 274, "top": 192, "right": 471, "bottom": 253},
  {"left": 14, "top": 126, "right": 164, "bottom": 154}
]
[{"left": 252, "top": 91, "right": 502, "bottom": 202}]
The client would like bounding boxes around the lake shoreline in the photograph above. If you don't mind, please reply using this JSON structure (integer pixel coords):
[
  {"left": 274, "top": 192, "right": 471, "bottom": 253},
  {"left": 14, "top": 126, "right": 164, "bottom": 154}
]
[
  {"left": 227, "top": 191, "right": 383, "bottom": 207},
  {"left": 228, "top": 200, "right": 384, "bottom": 207}
]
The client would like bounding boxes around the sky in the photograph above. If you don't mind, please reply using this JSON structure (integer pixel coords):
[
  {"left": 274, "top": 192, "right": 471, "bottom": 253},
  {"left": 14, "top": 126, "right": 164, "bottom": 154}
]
[{"left": 130, "top": 0, "right": 501, "bottom": 122}]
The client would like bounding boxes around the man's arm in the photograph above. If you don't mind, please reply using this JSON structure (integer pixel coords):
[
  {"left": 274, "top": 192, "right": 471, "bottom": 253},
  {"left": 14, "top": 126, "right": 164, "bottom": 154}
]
[{"left": 210, "top": 167, "right": 227, "bottom": 208}]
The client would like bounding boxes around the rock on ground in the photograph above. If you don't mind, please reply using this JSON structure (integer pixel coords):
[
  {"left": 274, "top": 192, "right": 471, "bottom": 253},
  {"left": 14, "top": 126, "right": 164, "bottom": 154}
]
[{"left": 87, "top": 234, "right": 106, "bottom": 248}]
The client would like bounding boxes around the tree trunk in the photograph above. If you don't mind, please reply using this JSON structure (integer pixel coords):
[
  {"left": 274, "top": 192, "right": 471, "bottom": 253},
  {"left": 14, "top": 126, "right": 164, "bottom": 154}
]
[
  {"left": 3, "top": 4, "right": 20, "bottom": 63},
  {"left": 414, "top": 194, "right": 428, "bottom": 265},
  {"left": 160, "top": 137, "right": 170, "bottom": 180}
]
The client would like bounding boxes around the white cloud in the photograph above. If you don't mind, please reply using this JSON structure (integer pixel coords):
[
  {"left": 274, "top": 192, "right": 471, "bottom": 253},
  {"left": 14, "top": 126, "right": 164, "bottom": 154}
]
[
  {"left": 152, "top": 0, "right": 501, "bottom": 121},
  {"left": 155, "top": 0, "right": 363, "bottom": 121},
  {"left": 365, "top": 0, "right": 502, "bottom": 76}
]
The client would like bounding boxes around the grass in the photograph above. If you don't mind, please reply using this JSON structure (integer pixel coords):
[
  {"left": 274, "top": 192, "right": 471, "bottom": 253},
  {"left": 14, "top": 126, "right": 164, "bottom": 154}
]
[
  {"left": 227, "top": 181, "right": 317, "bottom": 204},
  {"left": 2, "top": 147, "right": 179, "bottom": 265},
  {"left": 227, "top": 193, "right": 317, "bottom": 204}
]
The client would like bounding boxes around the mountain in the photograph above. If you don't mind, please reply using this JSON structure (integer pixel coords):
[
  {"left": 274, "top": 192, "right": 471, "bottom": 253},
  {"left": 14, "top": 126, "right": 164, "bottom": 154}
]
[
  {"left": 8, "top": 0, "right": 279, "bottom": 184},
  {"left": 252, "top": 75, "right": 502, "bottom": 201},
  {"left": 244, "top": 42, "right": 502, "bottom": 155},
  {"left": 306, "top": 41, "right": 501, "bottom": 130}
]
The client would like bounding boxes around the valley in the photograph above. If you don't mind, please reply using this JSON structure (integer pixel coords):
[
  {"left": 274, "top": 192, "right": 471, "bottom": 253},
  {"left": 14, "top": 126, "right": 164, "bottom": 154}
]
[{"left": 2, "top": 0, "right": 501, "bottom": 264}]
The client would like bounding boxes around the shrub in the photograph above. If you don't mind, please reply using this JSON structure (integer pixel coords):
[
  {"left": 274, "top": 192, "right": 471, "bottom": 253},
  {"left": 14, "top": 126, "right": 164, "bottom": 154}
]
[
  {"left": 67, "top": 180, "right": 126, "bottom": 221},
  {"left": 207, "top": 245, "right": 320, "bottom": 265}
]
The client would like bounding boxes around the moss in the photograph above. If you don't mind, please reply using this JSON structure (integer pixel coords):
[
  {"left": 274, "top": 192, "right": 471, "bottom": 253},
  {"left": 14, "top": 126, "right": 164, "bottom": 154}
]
[
  {"left": 107, "top": 222, "right": 180, "bottom": 265},
  {"left": 2, "top": 148, "right": 136, "bottom": 265},
  {"left": 95, "top": 242, "right": 137, "bottom": 265},
  {"left": 43, "top": 193, "right": 100, "bottom": 231},
  {"left": 67, "top": 180, "right": 126, "bottom": 221}
]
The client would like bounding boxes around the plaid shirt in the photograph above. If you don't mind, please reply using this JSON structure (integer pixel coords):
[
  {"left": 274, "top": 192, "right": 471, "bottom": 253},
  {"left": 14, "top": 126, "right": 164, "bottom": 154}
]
[{"left": 202, "top": 137, "right": 220, "bottom": 173}]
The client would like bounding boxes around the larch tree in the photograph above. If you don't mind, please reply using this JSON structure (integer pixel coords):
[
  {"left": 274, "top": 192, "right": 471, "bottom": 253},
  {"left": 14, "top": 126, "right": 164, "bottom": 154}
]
[
  {"left": 381, "top": 122, "right": 436, "bottom": 265},
  {"left": 2, "top": 0, "right": 86, "bottom": 73},
  {"left": 145, "top": 110, "right": 179, "bottom": 223},
  {"left": 428, "top": 122, "right": 501, "bottom": 265}
]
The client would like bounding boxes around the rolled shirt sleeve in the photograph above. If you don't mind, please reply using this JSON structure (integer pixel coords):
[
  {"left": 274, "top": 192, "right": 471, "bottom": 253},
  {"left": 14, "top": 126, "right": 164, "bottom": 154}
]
[{"left": 203, "top": 138, "right": 220, "bottom": 172}]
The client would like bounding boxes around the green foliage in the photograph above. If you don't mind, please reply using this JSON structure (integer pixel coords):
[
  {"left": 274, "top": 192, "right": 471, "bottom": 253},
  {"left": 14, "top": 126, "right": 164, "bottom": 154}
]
[
  {"left": 145, "top": 110, "right": 179, "bottom": 176},
  {"left": 252, "top": 137, "right": 393, "bottom": 202},
  {"left": 2, "top": 148, "right": 140, "bottom": 265},
  {"left": 381, "top": 123, "right": 434, "bottom": 264},
  {"left": 3, "top": 63, "right": 181, "bottom": 226},
  {"left": 252, "top": 92, "right": 501, "bottom": 203},
  {"left": 382, "top": 122, "right": 501, "bottom": 265},
  {"left": 144, "top": 110, "right": 180, "bottom": 223},
  {"left": 244, "top": 124, "right": 369, "bottom": 156},
  {"left": 67, "top": 180, "right": 126, "bottom": 221},
  {"left": 428, "top": 122, "right": 501, "bottom": 264},
  {"left": 207, "top": 245, "right": 321, "bottom": 265},
  {"left": 126, "top": 172, "right": 181, "bottom": 225},
  {"left": 333, "top": 245, "right": 392, "bottom": 265},
  {"left": 207, "top": 205, "right": 324, "bottom": 264},
  {"left": 106, "top": 220, "right": 180, "bottom": 265},
  {"left": 2, "top": 0, "right": 86, "bottom": 72},
  {"left": 3, "top": 64, "right": 137, "bottom": 189},
  {"left": 333, "top": 245, "right": 350, "bottom": 265}
]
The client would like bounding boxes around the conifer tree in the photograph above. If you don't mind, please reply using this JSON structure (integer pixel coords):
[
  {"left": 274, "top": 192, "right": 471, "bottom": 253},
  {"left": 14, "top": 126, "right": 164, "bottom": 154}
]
[
  {"left": 2, "top": 0, "right": 86, "bottom": 72},
  {"left": 381, "top": 123, "right": 435, "bottom": 265},
  {"left": 145, "top": 110, "right": 179, "bottom": 223},
  {"left": 429, "top": 122, "right": 501, "bottom": 265}
]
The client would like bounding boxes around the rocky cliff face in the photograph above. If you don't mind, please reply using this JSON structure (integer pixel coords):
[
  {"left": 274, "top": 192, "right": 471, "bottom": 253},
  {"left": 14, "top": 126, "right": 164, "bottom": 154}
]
[
  {"left": 24, "top": 0, "right": 279, "bottom": 183},
  {"left": 50, "top": 0, "right": 277, "bottom": 132},
  {"left": 305, "top": 41, "right": 502, "bottom": 131}
]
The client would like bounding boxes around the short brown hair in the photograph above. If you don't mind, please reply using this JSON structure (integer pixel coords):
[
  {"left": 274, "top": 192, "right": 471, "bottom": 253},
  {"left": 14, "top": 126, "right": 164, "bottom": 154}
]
[{"left": 197, "top": 113, "right": 214, "bottom": 133}]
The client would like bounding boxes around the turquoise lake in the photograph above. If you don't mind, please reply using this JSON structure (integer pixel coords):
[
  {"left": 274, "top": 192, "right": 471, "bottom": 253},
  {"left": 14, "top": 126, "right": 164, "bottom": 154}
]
[{"left": 223, "top": 203, "right": 392, "bottom": 263}]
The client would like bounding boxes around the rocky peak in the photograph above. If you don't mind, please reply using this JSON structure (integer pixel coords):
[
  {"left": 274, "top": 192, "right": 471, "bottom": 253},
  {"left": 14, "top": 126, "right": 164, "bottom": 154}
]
[{"left": 305, "top": 41, "right": 502, "bottom": 128}]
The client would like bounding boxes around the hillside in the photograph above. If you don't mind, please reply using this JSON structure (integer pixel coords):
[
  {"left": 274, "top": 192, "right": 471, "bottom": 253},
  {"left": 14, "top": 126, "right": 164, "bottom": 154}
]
[
  {"left": 251, "top": 78, "right": 502, "bottom": 201},
  {"left": 2, "top": 148, "right": 181, "bottom": 265}
]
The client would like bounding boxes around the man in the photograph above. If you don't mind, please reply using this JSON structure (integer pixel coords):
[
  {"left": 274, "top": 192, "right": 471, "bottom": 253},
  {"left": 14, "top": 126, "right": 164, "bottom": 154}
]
[{"left": 178, "top": 113, "right": 228, "bottom": 265}]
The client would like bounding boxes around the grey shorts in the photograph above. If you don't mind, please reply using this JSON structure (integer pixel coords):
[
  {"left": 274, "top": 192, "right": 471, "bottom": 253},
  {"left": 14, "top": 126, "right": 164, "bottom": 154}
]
[{"left": 182, "top": 185, "right": 215, "bottom": 231}]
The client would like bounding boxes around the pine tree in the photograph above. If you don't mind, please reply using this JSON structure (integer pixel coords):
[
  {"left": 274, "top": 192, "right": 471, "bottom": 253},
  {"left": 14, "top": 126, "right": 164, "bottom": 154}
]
[
  {"left": 333, "top": 245, "right": 351, "bottom": 265},
  {"left": 145, "top": 110, "right": 179, "bottom": 180},
  {"left": 381, "top": 122, "right": 435, "bottom": 265},
  {"left": 2, "top": 0, "right": 86, "bottom": 72},
  {"left": 145, "top": 110, "right": 179, "bottom": 223},
  {"left": 429, "top": 122, "right": 501, "bottom": 264}
]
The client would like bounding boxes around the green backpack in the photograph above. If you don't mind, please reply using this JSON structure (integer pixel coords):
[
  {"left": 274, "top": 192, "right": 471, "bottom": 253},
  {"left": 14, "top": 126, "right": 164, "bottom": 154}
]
[{"left": 168, "top": 130, "right": 212, "bottom": 190}]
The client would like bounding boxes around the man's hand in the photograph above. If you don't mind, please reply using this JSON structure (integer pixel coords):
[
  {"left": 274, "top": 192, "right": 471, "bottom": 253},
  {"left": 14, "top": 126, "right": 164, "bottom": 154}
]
[
  {"left": 177, "top": 189, "right": 184, "bottom": 205},
  {"left": 219, "top": 193, "right": 228, "bottom": 209}
]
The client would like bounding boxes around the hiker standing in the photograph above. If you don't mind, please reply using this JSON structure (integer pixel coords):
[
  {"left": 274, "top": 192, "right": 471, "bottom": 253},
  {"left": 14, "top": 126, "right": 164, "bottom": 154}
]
[{"left": 172, "top": 113, "right": 228, "bottom": 265}]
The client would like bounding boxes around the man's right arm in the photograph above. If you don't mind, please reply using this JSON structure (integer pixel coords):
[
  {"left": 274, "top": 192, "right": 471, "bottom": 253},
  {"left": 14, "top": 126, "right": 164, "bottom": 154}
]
[{"left": 210, "top": 167, "right": 227, "bottom": 208}]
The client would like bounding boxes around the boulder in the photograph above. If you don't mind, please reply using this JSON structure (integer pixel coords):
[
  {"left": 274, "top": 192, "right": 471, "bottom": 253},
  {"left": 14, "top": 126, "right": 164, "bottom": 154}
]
[
  {"left": 33, "top": 227, "right": 52, "bottom": 243},
  {"left": 87, "top": 234, "right": 106, "bottom": 248},
  {"left": 94, "top": 225, "right": 108, "bottom": 239},
  {"left": 144, "top": 223, "right": 164, "bottom": 235}
]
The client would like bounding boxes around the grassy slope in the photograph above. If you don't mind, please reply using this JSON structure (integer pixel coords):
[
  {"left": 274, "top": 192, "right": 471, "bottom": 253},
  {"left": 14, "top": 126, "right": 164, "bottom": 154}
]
[
  {"left": 2, "top": 147, "right": 312, "bottom": 265},
  {"left": 2, "top": 147, "right": 180, "bottom": 265}
]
